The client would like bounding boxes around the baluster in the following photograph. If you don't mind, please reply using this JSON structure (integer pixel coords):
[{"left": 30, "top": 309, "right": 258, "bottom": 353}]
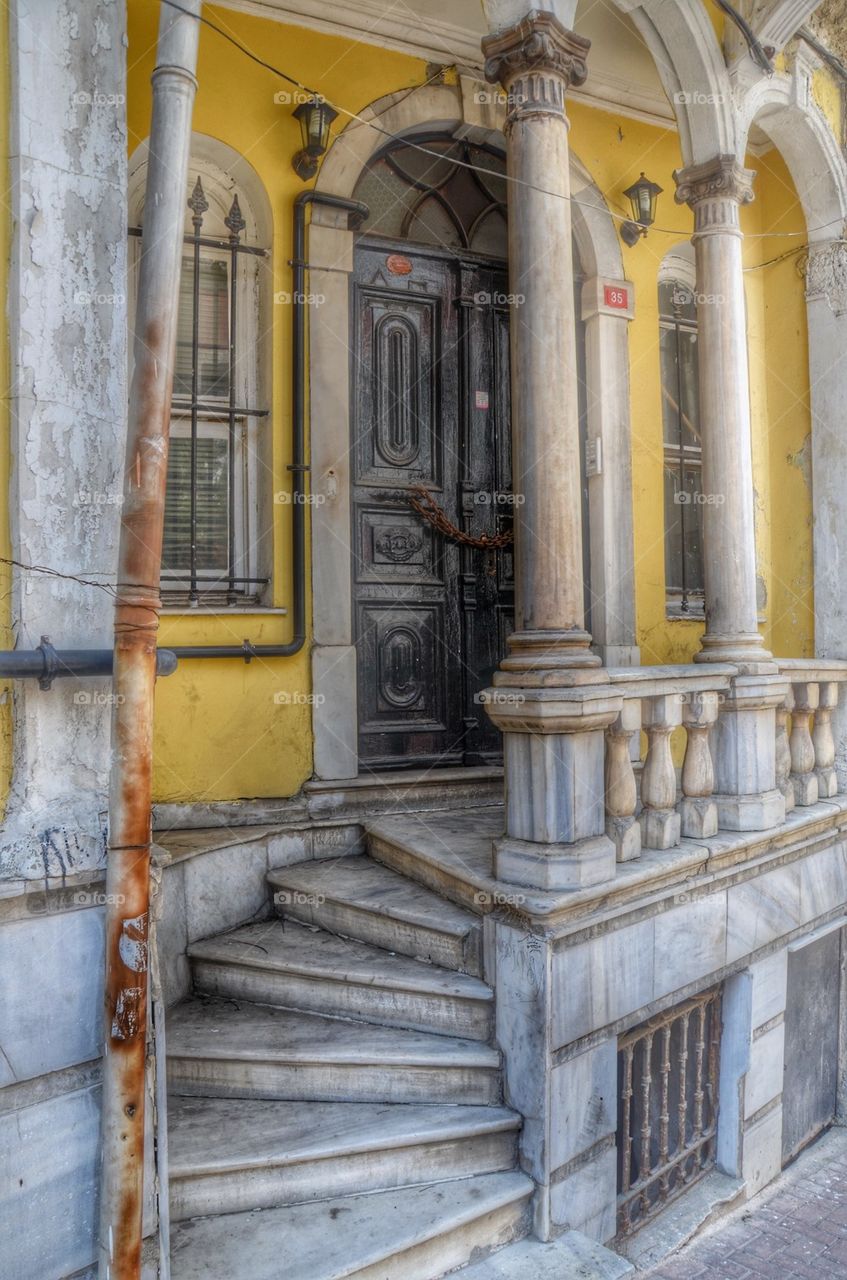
[
  {"left": 605, "top": 699, "right": 642, "bottom": 862},
  {"left": 775, "top": 689, "right": 795, "bottom": 815},
  {"left": 680, "top": 691, "right": 719, "bottom": 838},
  {"left": 813, "top": 681, "right": 838, "bottom": 798},
  {"left": 639, "top": 694, "right": 682, "bottom": 850},
  {"left": 789, "top": 681, "right": 819, "bottom": 806}
]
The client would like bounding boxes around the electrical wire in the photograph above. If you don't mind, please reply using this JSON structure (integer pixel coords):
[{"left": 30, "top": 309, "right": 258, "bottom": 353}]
[
  {"left": 159, "top": 0, "right": 845, "bottom": 242},
  {"left": 713, "top": 0, "right": 774, "bottom": 75}
]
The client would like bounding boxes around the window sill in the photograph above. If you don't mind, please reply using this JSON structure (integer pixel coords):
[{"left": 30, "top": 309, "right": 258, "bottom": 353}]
[
  {"left": 666, "top": 601, "right": 705, "bottom": 621},
  {"left": 160, "top": 605, "right": 288, "bottom": 617}
]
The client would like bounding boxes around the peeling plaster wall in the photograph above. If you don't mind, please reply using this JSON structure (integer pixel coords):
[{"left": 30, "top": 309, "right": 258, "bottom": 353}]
[
  {"left": 0, "top": 3, "right": 130, "bottom": 1276},
  {"left": 3, "top": 0, "right": 126, "bottom": 881}
]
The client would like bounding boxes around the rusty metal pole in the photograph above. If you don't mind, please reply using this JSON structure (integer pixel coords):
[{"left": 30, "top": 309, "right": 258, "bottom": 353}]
[{"left": 98, "top": 3, "right": 201, "bottom": 1275}]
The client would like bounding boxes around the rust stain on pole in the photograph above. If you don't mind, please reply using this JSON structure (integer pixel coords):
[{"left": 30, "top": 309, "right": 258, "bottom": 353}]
[{"left": 98, "top": 5, "right": 202, "bottom": 1277}]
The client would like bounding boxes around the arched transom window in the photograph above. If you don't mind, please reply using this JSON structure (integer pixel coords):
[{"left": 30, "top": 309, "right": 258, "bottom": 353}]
[{"left": 354, "top": 133, "right": 508, "bottom": 258}]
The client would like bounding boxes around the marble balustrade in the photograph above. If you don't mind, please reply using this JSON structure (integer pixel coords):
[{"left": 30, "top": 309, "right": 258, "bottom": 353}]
[{"left": 603, "top": 661, "right": 847, "bottom": 858}]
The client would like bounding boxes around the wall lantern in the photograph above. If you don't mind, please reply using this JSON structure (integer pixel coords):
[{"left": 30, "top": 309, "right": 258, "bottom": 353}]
[
  {"left": 292, "top": 96, "right": 338, "bottom": 181},
  {"left": 621, "top": 172, "right": 663, "bottom": 246}
]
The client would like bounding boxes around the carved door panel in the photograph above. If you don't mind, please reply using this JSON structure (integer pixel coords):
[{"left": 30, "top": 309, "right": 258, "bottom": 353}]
[{"left": 351, "top": 242, "right": 512, "bottom": 768}]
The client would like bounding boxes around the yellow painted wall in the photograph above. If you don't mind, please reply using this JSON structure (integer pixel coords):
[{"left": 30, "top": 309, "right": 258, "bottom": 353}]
[
  {"left": 126, "top": 2, "right": 424, "bottom": 802},
  {"left": 0, "top": 3, "right": 11, "bottom": 818},
  {"left": 126, "top": 3, "right": 816, "bottom": 803}
]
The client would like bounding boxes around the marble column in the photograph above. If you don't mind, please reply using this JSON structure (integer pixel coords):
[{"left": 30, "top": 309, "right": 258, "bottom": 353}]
[
  {"left": 482, "top": 11, "right": 620, "bottom": 889},
  {"left": 674, "top": 156, "right": 786, "bottom": 830}
]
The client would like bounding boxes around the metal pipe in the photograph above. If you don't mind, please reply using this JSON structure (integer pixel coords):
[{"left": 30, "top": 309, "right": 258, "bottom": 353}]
[
  {"left": 0, "top": 640, "right": 177, "bottom": 689},
  {"left": 98, "top": 3, "right": 201, "bottom": 1276},
  {"left": 168, "top": 190, "right": 369, "bottom": 660}
]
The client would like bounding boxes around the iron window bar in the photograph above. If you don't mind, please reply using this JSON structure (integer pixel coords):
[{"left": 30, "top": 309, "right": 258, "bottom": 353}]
[
  {"left": 616, "top": 986, "right": 722, "bottom": 1239},
  {"left": 660, "top": 289, "right": 703, "bottom": 614},
  {"left": 133, "top": 176, "right": 269, "bottom": 605}
]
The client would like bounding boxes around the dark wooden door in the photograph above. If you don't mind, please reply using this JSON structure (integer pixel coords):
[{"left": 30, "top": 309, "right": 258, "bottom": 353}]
[
  {"left": 782, "top": 929, "right": 843, "bottom": 1163},
  {"left": 351, "top": 240, "right": 514, "bottom": 769}
]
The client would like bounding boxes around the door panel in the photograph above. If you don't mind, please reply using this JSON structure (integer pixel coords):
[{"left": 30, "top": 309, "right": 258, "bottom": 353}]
[
  {"left": 351, "top": 242, "right": 512, "bottom": 768},
  {"left": 782, "top": 929, "right": 842, "bottom": 1163}
]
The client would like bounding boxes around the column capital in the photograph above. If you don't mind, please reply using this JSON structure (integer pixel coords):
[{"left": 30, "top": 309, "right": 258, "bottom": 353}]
[
  {"left": 673, "top": 155, "right": 755, "bottom": 233},
  {"left": 483, "top": 10, "right": 590, "bottom": 121},
  {"left": 801, "top": 239, "right": 847, "bottom": 316}
]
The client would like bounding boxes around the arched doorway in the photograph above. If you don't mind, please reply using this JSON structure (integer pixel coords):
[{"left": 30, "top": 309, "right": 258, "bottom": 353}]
[{"left": 349, "top": 133, "right": 590, "bottom": 769}]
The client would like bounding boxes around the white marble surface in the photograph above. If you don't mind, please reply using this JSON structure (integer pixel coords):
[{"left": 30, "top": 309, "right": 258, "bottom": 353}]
[
  {"left": 549, "top": 1143, "right": 617, "bottom": 1243},
  {"left": 652, "top": 893, "right": 727, "bottom": 1000},
  {"left": 744, "top": 1022, "right": 785, "bottom": 1120},
  {"left": 741, "top": 1104, "right": 783, "bottom": 1198},
  {"left": 550, "top": 1040, "right": 617, "bottom": 1170},
  {"left": 0, "top": 908, "right": 104, "bottom": 1083},
  {"left": 552, "top": 919, "right": 654, "bottom": 1047},
  {"left": 182, "top": 838, "right": 270, "bottom": 944},
  {"left": 749, "top": 948, "right": 788, "bottom": 1029}
]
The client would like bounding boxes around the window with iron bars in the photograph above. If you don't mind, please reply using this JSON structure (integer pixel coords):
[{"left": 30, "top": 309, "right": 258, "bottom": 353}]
[
  {"left": 616, "top": 985, "right": 722, "bottom": 1238},
  {"left": 129, "top": 171, "right": 270, "bottom": 606},
  {"left": 660, "top": 277, "right": 705, "bottom": 617}
]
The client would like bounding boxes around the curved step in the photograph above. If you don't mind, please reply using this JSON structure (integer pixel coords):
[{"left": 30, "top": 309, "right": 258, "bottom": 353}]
[
  {"left": 170, "top": 1171, "right": 533, "bottom": 1280},
  {"left": 168, "top": 1096, "right": 520, "bottom": 1220},
  {"left": 167, "top": 998, "right": 501, "bottom": 1105},
  {"left": 267, "top": 855, "right": 482, "bottom": 975},
  {"left": 188, "top": 919, "right": 493, "bottom": 1040}
]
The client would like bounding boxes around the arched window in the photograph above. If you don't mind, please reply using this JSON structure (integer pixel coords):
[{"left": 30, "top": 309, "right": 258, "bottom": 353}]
[
  {"left": 129, "top": 145, "right": 271, "bottom": 606},
  {"left": 659, "top": 248, "right": 704, "bottom": 615},
  {"left": 353, "top": 133, "right": 508, "bottom": 258}
]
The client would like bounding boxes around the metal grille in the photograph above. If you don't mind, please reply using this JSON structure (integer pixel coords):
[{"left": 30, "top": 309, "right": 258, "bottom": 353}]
[
  {"left": 130, "top": 175, "right": 269, "bottom": 605},
  {"left": 616, "top": 986, "right": 722, "bottom": 1238}
]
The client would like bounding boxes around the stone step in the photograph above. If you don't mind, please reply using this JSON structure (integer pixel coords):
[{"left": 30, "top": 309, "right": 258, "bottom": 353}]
[
  {"left": 188, "top": 920, "right": 493, "bottom": 1041},
  {"left": 167, "top": 1096, "right": 520, "bottom": 1221},
  {"left": 267, "top": 855, "right": 483, "bottom": 976},
  {"left": 169, "top": 1171, "right": 533, "bottom": 1280},
  {"left": 366, "top": 810, "right": 504, "bottom": 915},
  {"left": 167, "top": 998, "right": 502, "bottom": 1105},
  {"left": 451, "top": 1232, "right": 635, "bottom": 1278}
]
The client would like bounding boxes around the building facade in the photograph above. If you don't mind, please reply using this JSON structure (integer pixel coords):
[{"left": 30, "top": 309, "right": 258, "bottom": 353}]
[{"left": 3, "top": 0, "right": 847, "bottom": 1276}]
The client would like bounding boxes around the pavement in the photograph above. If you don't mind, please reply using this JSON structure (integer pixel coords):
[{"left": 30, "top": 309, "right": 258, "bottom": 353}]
[{"left": 643, "top": 1127, "right": 847, "bottom": 1279}]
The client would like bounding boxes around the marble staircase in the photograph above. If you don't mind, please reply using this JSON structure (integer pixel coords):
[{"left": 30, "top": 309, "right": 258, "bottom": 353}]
[{"left": 166, "top": 842, "right": 536, "bottom": 1279}]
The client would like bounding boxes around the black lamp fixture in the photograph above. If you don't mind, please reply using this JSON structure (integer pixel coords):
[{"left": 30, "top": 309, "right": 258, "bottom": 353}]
[
  {"left": 292, "top": 95, "right": 338, "bottom": 181},
  {"left": 621, "top": 172, "right": 663, "bottom": 246}
]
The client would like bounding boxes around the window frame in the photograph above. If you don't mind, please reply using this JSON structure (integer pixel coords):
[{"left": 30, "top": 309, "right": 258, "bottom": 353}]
[
  {"left": 659, "top": 265, "right": 706, "bottom": 620},
  {"left": 128, "top": 148, "right": 271, "bottom": 611}
]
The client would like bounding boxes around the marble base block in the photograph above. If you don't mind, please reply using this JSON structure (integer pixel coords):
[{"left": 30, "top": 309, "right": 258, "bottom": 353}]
[
  {"left": 680, "top": 795, "right": 719, "bottom": 839},
  {"left": 715, "top": 787, "right": 785, "bottom": 832},
  {"left": 639, "top": 806, "right": 681, "bottom": 851},
  {"left": 816, "top": 767, "right": 838, "bottom": 799},
  {"left": 607, "top": 814, "right": 641, "bottom": 862},
  {"left": 493, "top": 833, "right": 616, "bottom": 891},
  {"left": 791, "top": 771, "right": 819, "bottom": 806}
]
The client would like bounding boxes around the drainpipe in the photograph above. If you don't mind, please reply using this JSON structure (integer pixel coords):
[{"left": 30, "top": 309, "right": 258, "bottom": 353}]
[
  {"left": 168, "top": 191, "right": 368, "bottom": 661},
  {"left": 98, "top": 2, "right": 201, "bottom": 1276}
]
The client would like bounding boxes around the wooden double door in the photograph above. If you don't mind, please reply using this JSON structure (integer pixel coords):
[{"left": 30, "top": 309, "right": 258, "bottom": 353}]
[{"left": 351, "top": 239, "right": 515, "bottom": 769}]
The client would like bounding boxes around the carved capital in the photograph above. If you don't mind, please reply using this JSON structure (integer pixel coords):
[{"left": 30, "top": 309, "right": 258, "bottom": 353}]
[
  {"left": 801, "top": 240, "right": 847, "bottom": 316},
  {"left": 673, "top": 155, "right": 756, "bottom": 234},
  {"left": 483, "top": 10, "right": 590, "bottom": 123}
]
